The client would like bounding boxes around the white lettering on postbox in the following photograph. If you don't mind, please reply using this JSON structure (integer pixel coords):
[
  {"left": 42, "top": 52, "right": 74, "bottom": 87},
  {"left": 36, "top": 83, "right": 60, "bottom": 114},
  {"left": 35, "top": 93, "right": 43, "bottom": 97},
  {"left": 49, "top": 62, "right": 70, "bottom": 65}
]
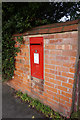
[{"left": 34, "top": 53, "right": 39, "bottom": 64}]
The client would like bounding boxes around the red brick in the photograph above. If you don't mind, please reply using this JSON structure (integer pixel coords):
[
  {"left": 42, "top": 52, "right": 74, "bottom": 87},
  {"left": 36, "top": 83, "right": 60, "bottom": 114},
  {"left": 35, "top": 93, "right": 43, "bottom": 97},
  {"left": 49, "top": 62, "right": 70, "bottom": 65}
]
[
  {"left": 50, "top": 79, "right": 61, "bottom": 86},
  {"left": 45, "top": 50, "right": 50, "bottom": 54},
  {"left": 39, "top": 94, "right": 46, "bottom": 100},
  {"left": 56, "top": 56, "right": 69, "bottom": 61},
  {"left": 22, "top": 48, "right": 29, "bottom": 53},
  {"left": 58, "top": 85, "right": 67, "bottom": 92},
  {"left": 45, "top": 59, "right": 51, "bottom": 64},
  {"left": 54, "top": 34, "right": 62, "bottom": 39},
  {"left": 59, "top": 94, "right": 69, "bottom": 102},
  {"left": 47, "top": 98, "right": 59, "bottom": 107},
  {"left": 15, "top": 63, "right": 23, "bottom": 69},
  {"left": 62, "top": 50, "right": 77, "bottom": 57},
  {"left": 44, "top": 35, "right": 55, "bottom": 39},
  {"left": 67, "top": 73, "right": 74, "bottom": 78},
  {"left": 62, "top": 82, "right": 73, "bottom": 89},
  {"left": 24, "top": 64, "right": 29, "bottom": 68},
  {"left": 45, "top": 76, "right": 50, "bottom": 82},
  {"left": 38, "top": 29, "right": 48, "bottom": 33},
  {"left": 46, "top": 86, "right": 57, "bottom": 93},
  {"left": 15, "top": 55, "right": 23, "bottom": 60},
  {"left": 50, "top": 50, "right": 56, "bottom": 55},
  {"left": 70, "top": 32, "right": 78, "bottom": 38},
  {"left": 45, "top": 54, "right": 50, "bottom": 59},
  {"left": 70, "top": 57, "right": 76, "bottom": 62},
  {"left": 57, "top": 89, "right": 60, "bottom": 94},
  {"left": 72, "top": 45, "right": 77, "bottom": 50},
  {"left": 65, "top": 102, "right": 72, "bottom": 107},
  {"left": 61, "top": 67, "right": 69, "bottom": 72},
  {"left": 45, "top": 64, "right": 50, "bottom": 68},
  {"left": 45, "top": 81, "right": 54, "bottom": 88},
  {"left": 43, "top": 92, "right": 53, "bottom": 99},
  {"left": 49, "top": 45, "right": 56, "bottom": 49},
  {"left": 63, "top": 24, "right": 78, "bottom": 32},
  {"left": 50, "top": 69, "right": 56, "bottom": 74},
  {"left": 50, "top": 70, "right": 61, "bottom": 75},
  {"left": 59, "top": 99, "right": 65, "bottom": 105},
  {"left": 64, "top": 45, "right": 72, "bottom": 50},
  {"left": 49, "top": 65, "right": 55, "bottom": 69},
  {"left": 50, "top": 60, "right": 56, "bottom": 65},
  {"left": 47, "top": 98, "right": 54, "bottom": 104},
  {"left": 56, "top": 76, "right": 67, "bottom": 82},
  {"left": 63, "top": 62, "right": 73, "bottom": 68},
  {"left": 62, "top": 33, "right": 71, "bottom": 38},
  {"left": 59, "top": 103, "right": 70, "bottom": 111},
  {"left": 54, "top": 97, "right": 59, "bottom": 102},
  {"left": 55, "top": 61, "right": 62, "bottom": 66},
  {"left": 46, "top": 89, "right": 57, "bottom": 96},
  {"left": 49, "top": 26, "right": 63, "bottom": 33},
  {"left": 49, "top": 56, "right": 56, "bottom": 60},
  {"left": 56, "top": 45, "right": 63, "bottom": 50},
  {"left": 56, "top": 66, "right": 69, "bottom": 72},
  {"left": 62, "top": 91, "right": 72, "bottom": 98},
  {"left": 50, "top": 39, "right": 62, "bottom": 44},
  {"left": 56, "top": 50, "right": 62, "bottom": 55},
  {"left": 18, "top": 69, "right": 24, "bottom": 74},
  {"left": 55, "top": 66, "right": 61, "bottom": 71},
  {"left": 62, "top": 72, "right": 74, "bottom": 78},
  {"left": 45, "top": 68, "right": 50, "bottom": 73},
  {"left": 69, "top": 68, "right": 75, "bottom": 73},
  {"left": 69, "top": 79, "right": 74, "bottom": 84}
]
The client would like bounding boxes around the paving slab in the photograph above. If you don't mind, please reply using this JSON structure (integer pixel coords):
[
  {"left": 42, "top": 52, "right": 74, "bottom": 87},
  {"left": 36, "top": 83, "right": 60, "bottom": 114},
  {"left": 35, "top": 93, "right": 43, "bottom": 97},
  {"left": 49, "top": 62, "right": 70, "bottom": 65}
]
[{"left": 2, "top": 83, "right": 45, "bottom": 118}]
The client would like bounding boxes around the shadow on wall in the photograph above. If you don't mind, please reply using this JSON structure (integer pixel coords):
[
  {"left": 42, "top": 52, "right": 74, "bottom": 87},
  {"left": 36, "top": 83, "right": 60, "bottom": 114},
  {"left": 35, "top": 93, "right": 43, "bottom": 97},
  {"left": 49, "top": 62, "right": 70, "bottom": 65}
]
[{"left": 72, "top": 58, "right": 80, "bottom": 112}]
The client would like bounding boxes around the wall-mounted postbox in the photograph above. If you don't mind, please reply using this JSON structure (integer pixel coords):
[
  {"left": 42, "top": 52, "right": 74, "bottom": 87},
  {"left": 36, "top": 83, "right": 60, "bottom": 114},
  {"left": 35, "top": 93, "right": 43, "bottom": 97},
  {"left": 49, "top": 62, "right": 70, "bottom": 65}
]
[{"left": 30, "top": 37, "right": 44, "bottom": 80}]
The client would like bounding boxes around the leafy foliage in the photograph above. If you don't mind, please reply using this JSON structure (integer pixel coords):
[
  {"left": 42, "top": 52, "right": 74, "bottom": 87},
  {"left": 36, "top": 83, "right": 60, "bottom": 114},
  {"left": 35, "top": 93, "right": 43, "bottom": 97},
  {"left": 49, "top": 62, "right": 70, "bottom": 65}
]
[
  {"left": 71, "top": 111, "right": 80, "bottom": 119},
  {"left": 2, "top": 2, "right": 80, "bottom": 80}
]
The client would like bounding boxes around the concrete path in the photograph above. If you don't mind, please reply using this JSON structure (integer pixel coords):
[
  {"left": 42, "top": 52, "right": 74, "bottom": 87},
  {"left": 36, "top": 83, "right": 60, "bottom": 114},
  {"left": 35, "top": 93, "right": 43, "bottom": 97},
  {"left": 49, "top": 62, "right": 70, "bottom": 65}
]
[{"left": 2, "top": 83, "right": 45, "bottom": 118}]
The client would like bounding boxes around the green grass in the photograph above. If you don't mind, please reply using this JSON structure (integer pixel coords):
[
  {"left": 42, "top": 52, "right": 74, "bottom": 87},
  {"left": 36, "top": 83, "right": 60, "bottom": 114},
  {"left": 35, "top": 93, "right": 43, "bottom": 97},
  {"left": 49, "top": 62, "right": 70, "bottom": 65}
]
[{"left": 16, "top": 90, "right": 80, "bottom": 119}]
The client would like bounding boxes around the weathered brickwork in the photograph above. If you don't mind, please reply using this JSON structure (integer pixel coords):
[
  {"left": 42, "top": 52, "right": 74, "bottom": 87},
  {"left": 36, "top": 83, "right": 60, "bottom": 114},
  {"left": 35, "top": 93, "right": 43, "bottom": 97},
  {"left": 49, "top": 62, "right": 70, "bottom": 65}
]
[
  {"left": 7, "top": 20, "right": 80, "bottom": 118},
  {"left": 43, "top": 31, "right": 78, "bottom": 117}
]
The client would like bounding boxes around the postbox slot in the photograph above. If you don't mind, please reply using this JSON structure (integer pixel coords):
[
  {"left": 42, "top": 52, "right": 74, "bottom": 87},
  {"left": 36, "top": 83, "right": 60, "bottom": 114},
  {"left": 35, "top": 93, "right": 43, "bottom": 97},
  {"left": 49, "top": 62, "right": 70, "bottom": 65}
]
[{"left": 30, "top": 43, "right": 41, "bottom": 45}]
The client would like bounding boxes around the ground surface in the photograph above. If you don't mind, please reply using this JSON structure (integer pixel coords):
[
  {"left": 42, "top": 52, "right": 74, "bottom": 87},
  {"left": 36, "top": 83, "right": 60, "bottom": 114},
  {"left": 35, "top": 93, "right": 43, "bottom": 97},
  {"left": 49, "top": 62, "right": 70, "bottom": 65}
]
[{"left": 2, "top": 83, "right": 45, "bottom": 118}]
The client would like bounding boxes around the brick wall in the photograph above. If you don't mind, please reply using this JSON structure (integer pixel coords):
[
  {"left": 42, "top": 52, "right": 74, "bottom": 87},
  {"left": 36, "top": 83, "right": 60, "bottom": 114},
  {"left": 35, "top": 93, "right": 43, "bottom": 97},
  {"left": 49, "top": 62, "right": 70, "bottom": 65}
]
[
  {"left": 43, "top": 31, "right": 78, "bottom": 117},
  {"left": 7, "top": 20, "right": 80, "bottom": 118}
]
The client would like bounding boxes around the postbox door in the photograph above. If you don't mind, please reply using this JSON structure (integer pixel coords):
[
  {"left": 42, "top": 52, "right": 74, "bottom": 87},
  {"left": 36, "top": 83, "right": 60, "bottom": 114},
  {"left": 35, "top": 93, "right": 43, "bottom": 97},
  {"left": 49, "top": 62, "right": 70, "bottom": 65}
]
[{"left": 30, "top": 37, "right": 43, "bottom": 80}]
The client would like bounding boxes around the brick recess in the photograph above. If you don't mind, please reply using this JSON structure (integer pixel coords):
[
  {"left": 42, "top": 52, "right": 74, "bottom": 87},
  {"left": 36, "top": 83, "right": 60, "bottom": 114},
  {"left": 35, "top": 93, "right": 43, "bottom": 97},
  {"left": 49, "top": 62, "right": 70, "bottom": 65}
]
[{"left": 7, "top": 20, "right": 80, "bottom": 118}]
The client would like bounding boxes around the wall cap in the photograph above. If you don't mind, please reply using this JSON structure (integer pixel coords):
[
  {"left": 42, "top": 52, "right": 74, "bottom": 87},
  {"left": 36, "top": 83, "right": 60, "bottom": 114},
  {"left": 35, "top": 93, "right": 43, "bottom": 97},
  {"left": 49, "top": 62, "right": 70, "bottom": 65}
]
[{"left": 13, "top": 19, "right": 80, "bottom": 37}]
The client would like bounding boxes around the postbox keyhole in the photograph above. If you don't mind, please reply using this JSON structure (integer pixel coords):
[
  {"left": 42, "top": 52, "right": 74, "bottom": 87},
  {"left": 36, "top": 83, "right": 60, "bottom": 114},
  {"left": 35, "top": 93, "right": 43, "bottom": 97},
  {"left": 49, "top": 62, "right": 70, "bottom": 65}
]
[{"left": 35, "top": 50, "right": 37, "bottom": 53}]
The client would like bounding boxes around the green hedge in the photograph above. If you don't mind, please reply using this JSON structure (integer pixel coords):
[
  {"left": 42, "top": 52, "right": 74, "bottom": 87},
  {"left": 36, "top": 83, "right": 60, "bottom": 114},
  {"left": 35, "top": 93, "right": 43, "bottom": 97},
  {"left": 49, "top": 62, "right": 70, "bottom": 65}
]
[{"left": 2, "top": 2, "right": 79, "bottom": 80}]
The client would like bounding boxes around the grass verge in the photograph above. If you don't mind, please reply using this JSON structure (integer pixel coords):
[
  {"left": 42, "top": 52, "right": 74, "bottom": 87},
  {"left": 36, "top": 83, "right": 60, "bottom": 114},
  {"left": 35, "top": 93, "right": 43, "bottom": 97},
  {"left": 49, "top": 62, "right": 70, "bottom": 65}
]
[
  {"left": 15, "top": 90, "right": 66, "bottom": 120},
  {"left": 15, "top": 90, "right": 80, "bottom": 120}
]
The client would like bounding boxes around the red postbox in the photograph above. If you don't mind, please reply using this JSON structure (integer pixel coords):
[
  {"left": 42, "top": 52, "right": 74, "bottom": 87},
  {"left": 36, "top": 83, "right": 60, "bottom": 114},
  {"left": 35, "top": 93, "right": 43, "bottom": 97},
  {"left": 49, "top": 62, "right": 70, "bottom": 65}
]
[{"left": 30, "top": 37, "right": 44, "bottom": 80}]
